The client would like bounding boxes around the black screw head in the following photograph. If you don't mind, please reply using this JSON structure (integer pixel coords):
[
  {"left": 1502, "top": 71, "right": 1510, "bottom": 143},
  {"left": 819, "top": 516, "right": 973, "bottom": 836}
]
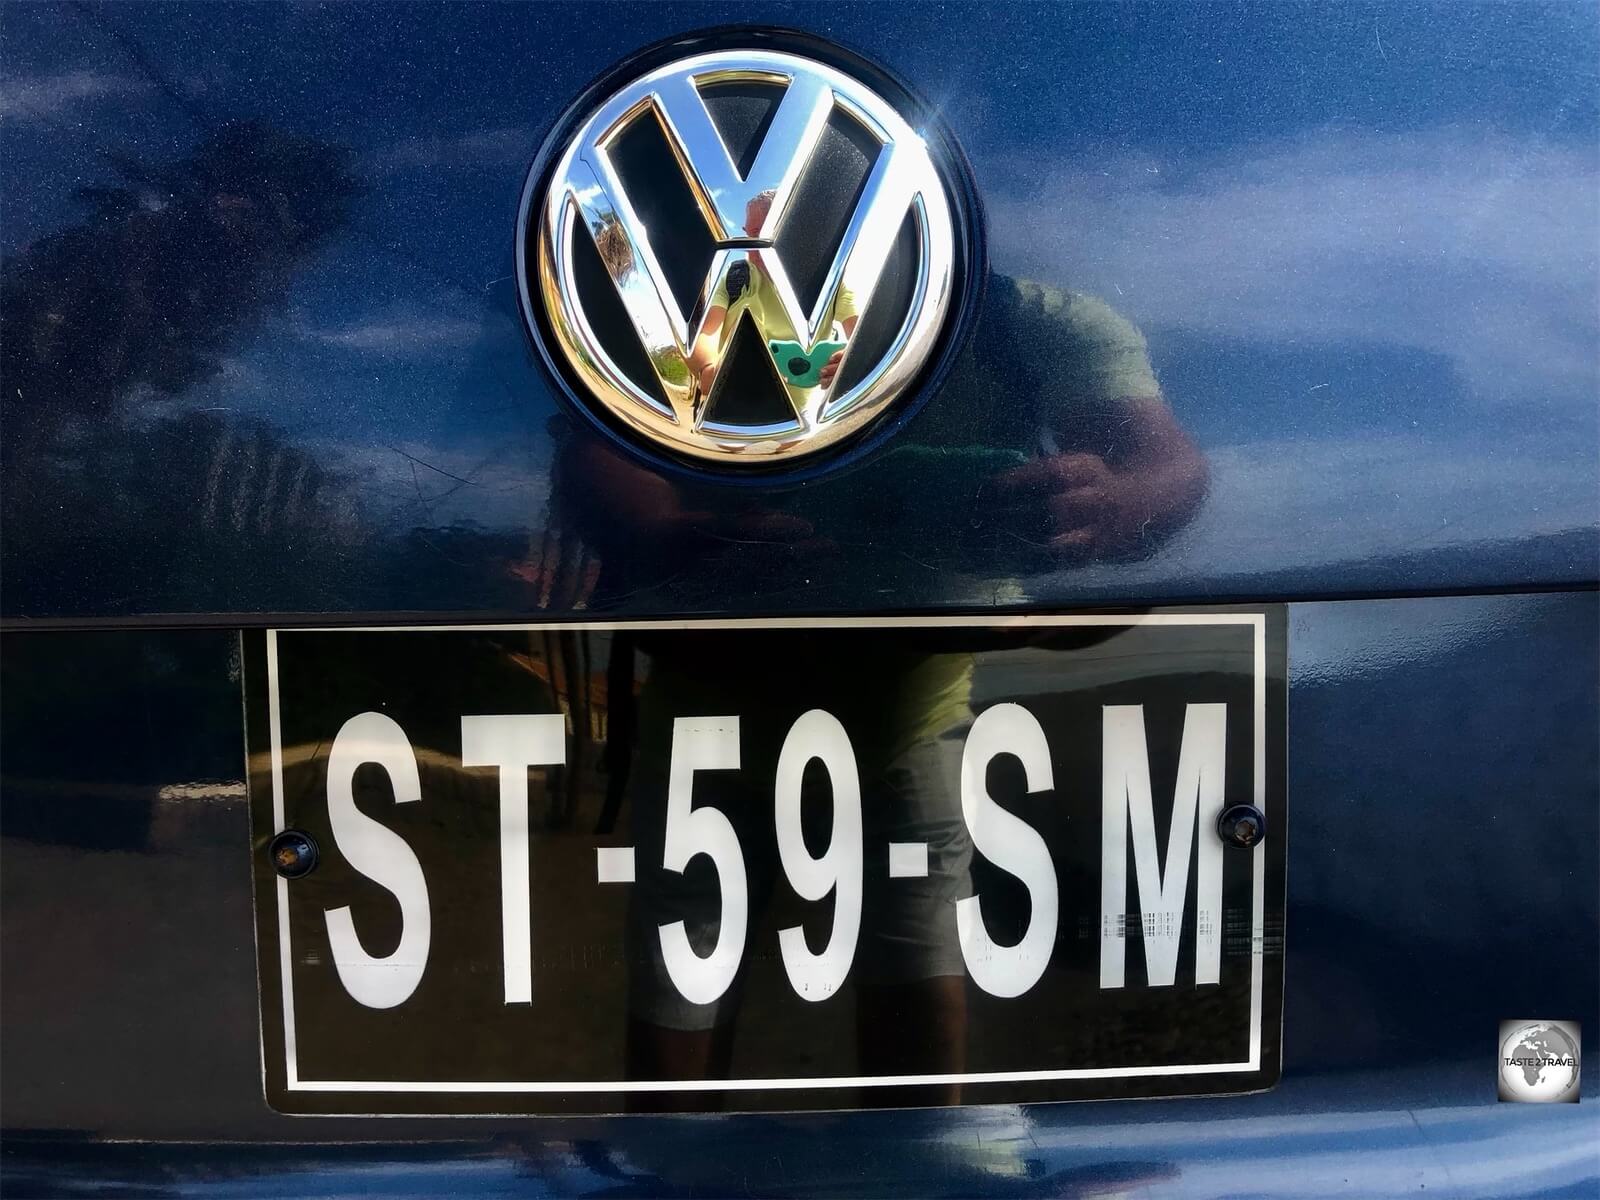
[
  {"left": 1217, "top": 804, "right": 1267, "bottom": 849},
  {"left": 269, "top": 829, "right": 319, "bottom": 879}
]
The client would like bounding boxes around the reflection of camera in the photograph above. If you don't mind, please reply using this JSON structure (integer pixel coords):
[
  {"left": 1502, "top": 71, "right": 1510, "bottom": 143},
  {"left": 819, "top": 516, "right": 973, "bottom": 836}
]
[
  {"left": 768, "top": 339, "right": 845, "bottom": 388},
  {"left": 726, "top": 261, "right": 750, "bottom": 303}
]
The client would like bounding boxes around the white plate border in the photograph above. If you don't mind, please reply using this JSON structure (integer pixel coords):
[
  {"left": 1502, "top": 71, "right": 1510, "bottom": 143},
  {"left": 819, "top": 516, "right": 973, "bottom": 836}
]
[{"left": 263, "top": 612, "right": 1270, "bottom": 1095}]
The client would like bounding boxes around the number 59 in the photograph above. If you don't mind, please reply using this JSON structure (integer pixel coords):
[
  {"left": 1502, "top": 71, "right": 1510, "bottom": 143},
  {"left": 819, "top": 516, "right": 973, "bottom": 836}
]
[{"left": 659, "top": 711, "right": 862, "bottom": 1005}]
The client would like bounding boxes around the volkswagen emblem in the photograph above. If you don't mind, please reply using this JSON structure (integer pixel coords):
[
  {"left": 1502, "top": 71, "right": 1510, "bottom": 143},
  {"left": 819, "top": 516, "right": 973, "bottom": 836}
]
[{"left": 520, "top": 40, "right": 969, "bottom": 464}]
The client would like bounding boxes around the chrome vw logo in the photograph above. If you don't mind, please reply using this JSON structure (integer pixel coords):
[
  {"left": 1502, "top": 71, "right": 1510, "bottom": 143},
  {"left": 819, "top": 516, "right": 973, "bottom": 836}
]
[{"left": 522, "top": 47, "right": 961, "bottom": 463}]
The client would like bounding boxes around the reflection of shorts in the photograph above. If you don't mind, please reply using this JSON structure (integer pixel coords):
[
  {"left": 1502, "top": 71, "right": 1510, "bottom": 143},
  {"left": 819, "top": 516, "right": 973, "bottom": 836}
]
[
  {"left": 627, "top": 727, "right": 972, "bottom": 1032},
  {"left": 858, "top": 732, "right": 971, "bottom": 986}
]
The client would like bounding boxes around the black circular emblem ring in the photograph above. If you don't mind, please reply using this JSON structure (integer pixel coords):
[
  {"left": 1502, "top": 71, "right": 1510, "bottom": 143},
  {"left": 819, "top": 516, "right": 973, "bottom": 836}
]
[{"left": 517, "top": 29, "right": 982, "bottom": 471}]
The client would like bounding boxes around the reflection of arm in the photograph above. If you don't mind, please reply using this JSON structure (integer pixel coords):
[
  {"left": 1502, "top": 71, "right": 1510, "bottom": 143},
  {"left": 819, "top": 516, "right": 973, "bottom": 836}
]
[
  {"left": 1117, "top": 398, "right": 1208, "bottom": 539},
  {"left": 686, "top": 305, "right": 726, "bottom": 395},
  {"left": 998, "top": 280, "right": 1208, "bottom": 558},
  {"left": 816, "top": 315, "right": 858, "bottom": 388},
  {"left": 831, "top": 281, "right": 860, "bottom": 333}
]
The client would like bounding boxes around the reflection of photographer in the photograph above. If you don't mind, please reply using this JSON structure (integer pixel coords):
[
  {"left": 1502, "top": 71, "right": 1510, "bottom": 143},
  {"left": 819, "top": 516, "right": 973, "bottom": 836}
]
[
  {"left": 543, "top": 274, "right": 1211, "bottom": 1106},
  {"left": 969, "top": 279, "right": 1208, "bottom": 563},
  {"left": 685, "top": 191, "right": 860, "bottom": 398},
  {"left": 544, "top": 272, "right": 1208, "bottom": 607}
]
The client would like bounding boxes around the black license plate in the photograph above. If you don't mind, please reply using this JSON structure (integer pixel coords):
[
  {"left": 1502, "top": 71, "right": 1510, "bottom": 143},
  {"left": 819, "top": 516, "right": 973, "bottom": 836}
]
[{"left": 245, "top": 611, "right": 1285, "bottom": 1114}]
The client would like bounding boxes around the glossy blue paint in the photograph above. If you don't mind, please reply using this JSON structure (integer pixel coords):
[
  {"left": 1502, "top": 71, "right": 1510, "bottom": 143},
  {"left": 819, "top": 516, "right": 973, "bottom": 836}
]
[
  {"left": 2, "top": 2, "right": 1596, "bottom": 1195},
  {"left": 1, "top": 1083, "right": 1596, "bottom": 1197},
  {"left": 3, "top": 592, "right": 1596, "bottom": 1194},
  {"left": 2, "top": 2, "right": 1596, "bottom": 622}
]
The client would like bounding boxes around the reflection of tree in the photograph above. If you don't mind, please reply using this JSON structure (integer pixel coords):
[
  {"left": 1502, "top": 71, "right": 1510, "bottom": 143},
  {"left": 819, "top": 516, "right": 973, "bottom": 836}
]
[
  {"left": 648, "top": 346, "right": 692, "bottom": 388},
  {"left": 7, "top": 409, "right": 364, "bottom": 614},
  {"left": 3, "top": 119, "right": 358, "bottom": 434},
  {"left": 1, "top": 121, "right": 362, "bottom": 614}
]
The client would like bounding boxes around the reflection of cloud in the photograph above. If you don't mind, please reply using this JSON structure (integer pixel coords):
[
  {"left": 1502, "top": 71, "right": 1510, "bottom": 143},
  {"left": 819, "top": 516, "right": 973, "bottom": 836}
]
[
  {"left": 1065, "top": 431, "right": 1597, "bottom": 587},
  {"left": 986, "top": 128, "right": 1599, "bottom": 399},
  {"left": 0, "top": 69, "right": 144, "bottom": 120},
  {"left": 368, "top": 128, "right": 532, "bottom": 172},
  {"left": 301, "top": 315, "right": 481, "bottom": 353},
  {"left": 1201, "top": 433, "right": 1594, "bottom": 550}
]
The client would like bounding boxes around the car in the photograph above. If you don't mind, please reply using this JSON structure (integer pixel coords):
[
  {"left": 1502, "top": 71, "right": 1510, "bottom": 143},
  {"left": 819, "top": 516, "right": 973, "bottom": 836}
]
[{"left": 2, "top": 3, "right": 1595, "bottom": 1196}]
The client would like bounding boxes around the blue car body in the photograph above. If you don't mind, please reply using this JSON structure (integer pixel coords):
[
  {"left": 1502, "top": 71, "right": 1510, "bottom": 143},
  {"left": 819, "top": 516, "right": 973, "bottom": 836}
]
[{"left": 1, "top": 2, "right": 1595, "bottom": 1195}]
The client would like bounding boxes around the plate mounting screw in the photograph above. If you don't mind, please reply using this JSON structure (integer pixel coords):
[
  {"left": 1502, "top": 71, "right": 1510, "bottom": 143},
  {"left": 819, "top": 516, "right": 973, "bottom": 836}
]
[
  {"left": 1216, "top": 804, "right": 1266, "bottom": 849},
  {"left": 269, "top": 829, "right": 319, "bottom": 879}
]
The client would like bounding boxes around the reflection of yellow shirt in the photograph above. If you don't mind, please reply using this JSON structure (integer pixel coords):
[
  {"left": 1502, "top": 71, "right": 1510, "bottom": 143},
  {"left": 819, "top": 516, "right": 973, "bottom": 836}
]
[
  {"left": 708, "top": 266, "right": 858, "bottom": 342},
  {"left": 1013, "top": 281, "right": 1159, "bottom": 400},
  {"left": 889, "top": 651, "right": 973, "bottom": 761}
]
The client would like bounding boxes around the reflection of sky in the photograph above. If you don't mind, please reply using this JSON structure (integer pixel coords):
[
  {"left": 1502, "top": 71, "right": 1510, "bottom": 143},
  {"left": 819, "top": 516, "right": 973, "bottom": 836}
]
[
  {"left": 2, "top": 2, "right": 1595, "bottom": 570},
  {"left": 990, "top": 125, "right": 1598, "bottom": 576}
]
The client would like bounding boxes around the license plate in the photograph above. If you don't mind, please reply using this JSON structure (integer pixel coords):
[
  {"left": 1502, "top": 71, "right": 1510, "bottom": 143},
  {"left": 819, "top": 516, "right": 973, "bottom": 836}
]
[{"left": 245, "top": 611, "right": 1285, "bottom": 1114}]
